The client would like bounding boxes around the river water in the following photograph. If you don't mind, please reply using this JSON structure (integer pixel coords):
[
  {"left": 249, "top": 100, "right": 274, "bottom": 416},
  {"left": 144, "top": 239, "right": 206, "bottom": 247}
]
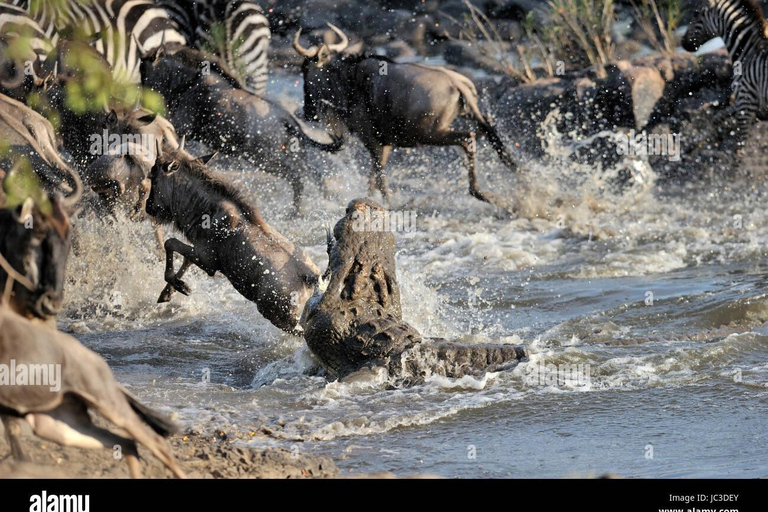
[{"left": 58, "top": 71, "right": 768, "bottom": 478}]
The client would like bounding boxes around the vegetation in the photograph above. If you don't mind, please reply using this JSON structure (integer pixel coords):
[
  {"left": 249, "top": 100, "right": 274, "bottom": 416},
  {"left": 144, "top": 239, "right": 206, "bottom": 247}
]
[
  {"left": 546, "top": 0, "right": 615, "bottom": 78},
  {"left": 630, "top": 0, "right": 683, "bottom": 57},
  {"left": 444, "top": 0, "right": 557, "bottom": 84}
]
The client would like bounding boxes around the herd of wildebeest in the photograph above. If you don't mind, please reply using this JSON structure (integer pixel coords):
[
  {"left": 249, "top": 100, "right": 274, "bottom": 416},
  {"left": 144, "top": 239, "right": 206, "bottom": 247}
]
[{"left": 0, "top": 1, "right": 533, "bottom": 475}]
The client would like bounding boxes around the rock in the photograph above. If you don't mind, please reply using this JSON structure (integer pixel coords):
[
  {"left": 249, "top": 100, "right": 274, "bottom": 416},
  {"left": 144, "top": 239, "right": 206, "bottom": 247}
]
[
  {"left": 614, "top": 65, "right": 667, "bottom": 129},
  {"left": 443, "top": 40, "right": 512, "bottom": 74},
  {"left": 374, "top": 39, "right": 418, "bottom": 60},
  {"left": 491, "top": 49, "right": 737, "bottom": 182}
]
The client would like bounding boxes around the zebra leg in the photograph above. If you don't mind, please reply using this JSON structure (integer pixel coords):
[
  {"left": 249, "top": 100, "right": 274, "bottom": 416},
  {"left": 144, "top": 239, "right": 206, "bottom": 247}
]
[{"left": 729, "top": 100, "right": 758, "bottom": 149}]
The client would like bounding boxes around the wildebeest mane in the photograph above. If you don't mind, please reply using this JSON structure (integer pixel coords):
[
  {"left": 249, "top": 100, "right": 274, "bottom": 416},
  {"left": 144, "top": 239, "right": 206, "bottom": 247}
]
[{"left": 163, "top": 148, "right": 263, "bottom": 226}]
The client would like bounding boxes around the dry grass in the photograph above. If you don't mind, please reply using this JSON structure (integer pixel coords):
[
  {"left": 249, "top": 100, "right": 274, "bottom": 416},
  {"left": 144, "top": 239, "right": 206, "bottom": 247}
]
[
  {"left": 441, "top": 0, "right": 557, "bottom": 84},
  {"left": 546, "top": 0, "right": 615, "bottom": 78},
  {"left": 630, "top": 0, "right": 682, "bottom": 56}
]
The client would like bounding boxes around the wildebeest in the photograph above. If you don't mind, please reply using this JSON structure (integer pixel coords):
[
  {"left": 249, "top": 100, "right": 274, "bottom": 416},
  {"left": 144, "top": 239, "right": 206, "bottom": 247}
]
[
  {"left": 0, "top": 194, "right": 73, "bottom": 324},
  {"left": 80, "top": 107, "right": 183, "bottom": 217},
  {"left": 31, "top": 39, "right": 182, "bottom": 249},
  {"left": 0, "top": 303, "right": 186, "bottom": 478},
  {"left": 0, "top": 96, "right": 81, "bottom": 324},
  {"left": 140, "top": 45, "right": 343, "bottom": 214},
  {"left": 294, "top": 25, "right": 518, "bottom": 210},
  {"left": 145, "top": 146, "right": 321, "bottom": 334}
]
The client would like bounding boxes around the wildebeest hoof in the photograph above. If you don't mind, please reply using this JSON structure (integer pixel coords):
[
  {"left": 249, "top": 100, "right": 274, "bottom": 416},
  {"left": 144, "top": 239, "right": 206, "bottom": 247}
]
[
  {"left": 157, "top": 286, "right": 174, "bottom": 303},
  {"left": 170, "top": 279, "right": 191, "bottom": 296},
  {"left": 157, "top": 279, "right": 191, "bottom": 303},
  {"left": 472, "top": 189, "right": 515, "bottom": 217}
]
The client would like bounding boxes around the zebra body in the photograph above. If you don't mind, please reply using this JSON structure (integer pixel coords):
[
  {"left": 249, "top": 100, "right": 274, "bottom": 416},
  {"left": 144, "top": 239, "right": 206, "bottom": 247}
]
[
  {"left": 7, "top": 0, "right": 186, "bottom": 83},
  {"left": 158, "top": 0, "right": 270, "bottom": 94},
  {"left": 683, "top": 0, "right": 768, "bottom": 144}
]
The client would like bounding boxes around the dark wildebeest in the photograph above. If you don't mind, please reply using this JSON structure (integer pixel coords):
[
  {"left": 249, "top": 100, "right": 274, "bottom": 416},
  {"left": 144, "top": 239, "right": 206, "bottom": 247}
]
[
  {"left": 139, "top": 45, "right": 343, "bottom": 214},
  {"left": 302, "top": 199, "right": 526, "bottom": 386},
  {"left": 0, "top": 194, "right": 74, "bottom": 324},
  {"left": 81, "top": 108, "right": 183, "bottom": 218},
  {"left": 0, "top": 94, "right": 82, "bottom": 322},
  {"left": 294, "top": 25, "right": 518, "bottom": 210},
  {"left": 0, "top": 304, "right": 186, "bottom": 478},
  {"left": 145, "top": 146, "right": 321, "bottom": 334}
]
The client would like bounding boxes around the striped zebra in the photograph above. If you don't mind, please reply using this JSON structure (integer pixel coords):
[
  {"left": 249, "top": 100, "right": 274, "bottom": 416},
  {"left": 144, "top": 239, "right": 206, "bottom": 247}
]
[
  {"left": 7, "top": 0, "right": 187, "bottom": 83},
  {"left": 0, "top": 3, "right": 52, "bottom": 77},
  {"left": 683, "top": 0, "right": 768, "bottom": 147},
  {"left": 158, "top": 0, "right": 271, "bottom": 95}
]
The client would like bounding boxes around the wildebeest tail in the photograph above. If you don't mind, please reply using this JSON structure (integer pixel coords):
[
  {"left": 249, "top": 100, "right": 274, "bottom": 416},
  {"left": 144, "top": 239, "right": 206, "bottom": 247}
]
[
  {"left": 284, "top": 118, "right": 344, "bottom": 153},
  {"left": 454, "top": 79, "right": 518, "bottom": 171},
  {"left": 119, "top": 384, "right": 179, "bottom": 437},
  {"left": 478, "top": 121, "right": 517, "bottom": 171}
]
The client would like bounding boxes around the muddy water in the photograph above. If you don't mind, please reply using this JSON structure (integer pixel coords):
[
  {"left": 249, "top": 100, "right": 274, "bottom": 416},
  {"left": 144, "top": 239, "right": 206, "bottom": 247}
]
[{"left": 58, "top": 71, "right": 768, "bottom": 478}]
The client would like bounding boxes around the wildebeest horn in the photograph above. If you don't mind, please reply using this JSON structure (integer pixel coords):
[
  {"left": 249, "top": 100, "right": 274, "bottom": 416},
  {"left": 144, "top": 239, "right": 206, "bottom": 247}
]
[
  {"left": 326, "top": 23, "right": 349, "bottom": 52},
  {"left": 0, "top": 246, "right": 35, "bottom": 294},
  {"left": 61, "top": 163, "right": 83, "bottom": 209},
  {"left": 293, "top": 28, "right": 320, "bottom": 58},
  {"left": 179, "top": 134, "right": 186, "bottom": 151}
]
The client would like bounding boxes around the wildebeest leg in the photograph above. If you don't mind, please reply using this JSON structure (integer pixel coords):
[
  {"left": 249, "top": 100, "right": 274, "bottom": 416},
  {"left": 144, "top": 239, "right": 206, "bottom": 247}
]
[
  {"left": 157, "top": 258, "right": 193, "bottom": 303},
  {"left": 158, "top": 238, "right": 218, "bottom": 303},
  {"left": 457, "top": 132, "right": 514, "bottom": 214},
  {"left": 368, "top": 145, "right": 392, "bottom": 203},
  {"left": 152, "top": 221, "right": 166, "bottom": 257},
  {"left": 2, "top": 415, "right": 27, "bottom": 462},
  {"left": 290, "top": 175, "right": 304, "bottom": 217},
  {"left": 26, "top": 404, "right": 144, "bottom": 478}
]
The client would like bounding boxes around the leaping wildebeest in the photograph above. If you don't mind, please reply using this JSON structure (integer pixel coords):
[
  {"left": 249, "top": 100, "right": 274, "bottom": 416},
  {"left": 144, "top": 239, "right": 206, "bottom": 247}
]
[
  {"left": 145, "top": 146, "right": 321, "bottom": 334},
  {"left": 294, "top": 24, "right": 518, "bottom": 210}
]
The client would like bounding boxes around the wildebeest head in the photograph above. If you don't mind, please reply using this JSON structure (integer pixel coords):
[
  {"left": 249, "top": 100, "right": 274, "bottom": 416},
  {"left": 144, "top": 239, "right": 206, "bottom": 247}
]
[
  {"left": 0, "top": 194, "right": 72, "bottom": 321},
  {"left": 83, "top": 108, "right": 177, "bottom": 218},
  {"left": 293, "top": 24, "right": 352, "bottom": 124},
  {"left": 682, "top": 0, "right": 725, "bottom": 52},
  {"left": 145, "top": 145, "right": 217, "bottom": 224}
]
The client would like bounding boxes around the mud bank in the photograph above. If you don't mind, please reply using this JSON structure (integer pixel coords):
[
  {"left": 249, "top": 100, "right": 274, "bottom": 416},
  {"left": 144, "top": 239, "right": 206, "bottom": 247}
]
[{"left": 0, "top": 426, "right": 339, "bottom": 479}]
